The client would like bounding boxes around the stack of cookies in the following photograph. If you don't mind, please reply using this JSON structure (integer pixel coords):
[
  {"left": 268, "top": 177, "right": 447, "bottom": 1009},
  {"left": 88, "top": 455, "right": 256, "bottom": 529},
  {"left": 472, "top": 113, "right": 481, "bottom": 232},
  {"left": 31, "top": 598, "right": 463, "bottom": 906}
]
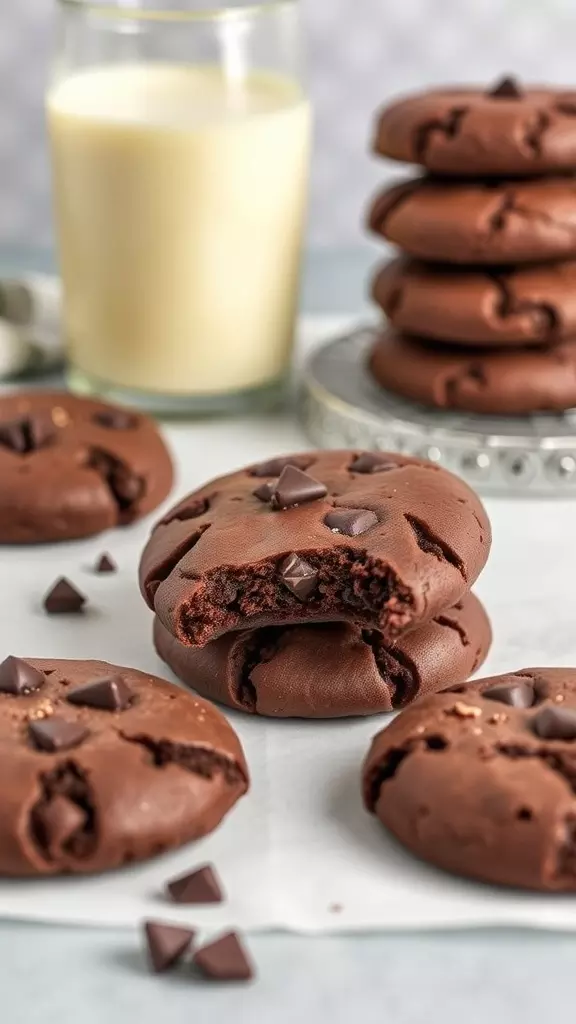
[
  {"left": 142, "top": 449, "right": 493, "bottom": 718},
  {"left": 367, "top": 76, "right": 576, "bottom": 416}
]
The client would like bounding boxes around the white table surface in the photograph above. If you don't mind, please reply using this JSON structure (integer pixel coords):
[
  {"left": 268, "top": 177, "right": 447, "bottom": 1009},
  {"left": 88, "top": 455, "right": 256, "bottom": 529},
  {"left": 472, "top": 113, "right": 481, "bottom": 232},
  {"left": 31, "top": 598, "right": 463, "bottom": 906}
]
[{"left": 0, "top": 246, "right": 574, "bottom": 1024}]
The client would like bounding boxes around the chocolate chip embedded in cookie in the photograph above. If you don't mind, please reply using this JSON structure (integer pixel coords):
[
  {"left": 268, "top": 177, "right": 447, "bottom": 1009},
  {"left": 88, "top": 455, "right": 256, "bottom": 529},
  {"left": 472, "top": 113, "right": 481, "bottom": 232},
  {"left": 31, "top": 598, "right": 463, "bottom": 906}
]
[
  {"left": 0, "top": 657, "right": 248, "bottom": 876},
  {"left": 369, "top": 329, "right": 576, "bottom": 415},
  {"left": 371, "top": 258, "right": 576, "bottom": 348},
  {"left": 373, "top": 80, "right": 576, "bottom": 176},
  {"left": 362, "top": 667, "right": 576, "bottom": 891},
  {"left": 368, "top": 176, "right": 576, "bottom": 265},
  {"left": 0, "top": 391, "right": 173, "bottom": 543},
  {"left": 153, "top": 592, "right": 491, "bottom": 718},
  {"left": 139, "top": 450, "right": 491, "bottom": 648}
]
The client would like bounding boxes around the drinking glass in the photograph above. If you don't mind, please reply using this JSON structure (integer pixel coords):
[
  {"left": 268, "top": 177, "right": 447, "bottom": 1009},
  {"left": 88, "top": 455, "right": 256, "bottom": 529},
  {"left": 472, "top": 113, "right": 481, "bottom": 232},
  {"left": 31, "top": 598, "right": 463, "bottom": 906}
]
[{"left": 47, "top": 0, "right": 310, "bottom": 414}]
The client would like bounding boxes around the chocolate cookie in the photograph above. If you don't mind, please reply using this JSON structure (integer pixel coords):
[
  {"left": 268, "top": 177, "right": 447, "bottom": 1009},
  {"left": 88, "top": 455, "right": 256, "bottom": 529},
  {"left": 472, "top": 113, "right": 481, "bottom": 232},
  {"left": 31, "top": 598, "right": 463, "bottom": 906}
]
[
  {"left": 368, "top": 176, "right": 576, "bottom": 265},
  {"left": 0, "top": 391, "right": 173, "bottom": 543},
  {"left": 363, "top": 668, "right": 576, "bottom": 890},
  {"left": 0, "top": 657, "right": 248, "bottom": 875},
  {"left": 372, "top": 258, "right": 576, "bottom": 347},
  {"left": 153, "top": 592, "right": 492, "bottom": 718},
  {"left": 370, "top": 330, "right": 576, "bottom": 415},
  {"left": 139, "top": 450, "right": 490, "bottom": 648},
  {"left": 373, "top": 79, "right": 576, "bottom": 177}
]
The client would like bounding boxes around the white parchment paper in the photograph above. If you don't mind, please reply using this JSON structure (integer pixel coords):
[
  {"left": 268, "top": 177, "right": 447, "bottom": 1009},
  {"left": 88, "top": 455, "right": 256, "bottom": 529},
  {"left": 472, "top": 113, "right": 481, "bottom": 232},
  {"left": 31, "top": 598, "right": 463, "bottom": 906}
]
[{"left": 1, "top": 318, "right": 576, "bottom": 933}]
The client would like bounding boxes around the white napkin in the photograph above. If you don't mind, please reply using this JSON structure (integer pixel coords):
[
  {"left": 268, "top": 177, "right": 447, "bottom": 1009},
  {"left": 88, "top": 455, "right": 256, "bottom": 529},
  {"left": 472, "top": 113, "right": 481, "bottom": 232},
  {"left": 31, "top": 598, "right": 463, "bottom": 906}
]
[{"left": 0, "top": 274, "right": 62, "bottom": 378}]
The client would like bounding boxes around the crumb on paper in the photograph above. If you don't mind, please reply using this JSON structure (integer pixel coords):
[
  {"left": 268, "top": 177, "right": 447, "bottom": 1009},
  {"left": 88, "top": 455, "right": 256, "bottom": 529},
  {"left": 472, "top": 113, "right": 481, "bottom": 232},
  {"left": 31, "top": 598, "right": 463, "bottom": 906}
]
[{"left": 328, "top": 903, "right": 343, "bottom": 914}]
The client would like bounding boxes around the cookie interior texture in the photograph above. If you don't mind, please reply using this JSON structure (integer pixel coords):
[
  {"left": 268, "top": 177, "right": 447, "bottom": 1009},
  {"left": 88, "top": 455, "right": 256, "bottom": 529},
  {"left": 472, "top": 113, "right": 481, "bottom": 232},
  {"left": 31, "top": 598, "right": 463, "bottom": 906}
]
[
  {"left": 0, "top": 391, "right": 173, "bottom": 543},
  {"left": 153, "top": 592, "right": 492, "bottom": 718},
  {"left": 140, "top": 450, "right": 490, "bottom": 649},
  {"left": 363, "top": 668, "right": 576, "bottom": 891},
  {"left": 0, "top": 658, "right": 248, "bottom": 876}
]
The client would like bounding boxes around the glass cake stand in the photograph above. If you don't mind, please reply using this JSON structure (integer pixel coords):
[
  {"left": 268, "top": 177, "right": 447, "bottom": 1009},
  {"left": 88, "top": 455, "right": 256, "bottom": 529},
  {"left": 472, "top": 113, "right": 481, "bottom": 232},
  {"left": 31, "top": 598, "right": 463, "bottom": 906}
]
[{"left": 298, "top": 326, "right": 576, "bottom": 497}]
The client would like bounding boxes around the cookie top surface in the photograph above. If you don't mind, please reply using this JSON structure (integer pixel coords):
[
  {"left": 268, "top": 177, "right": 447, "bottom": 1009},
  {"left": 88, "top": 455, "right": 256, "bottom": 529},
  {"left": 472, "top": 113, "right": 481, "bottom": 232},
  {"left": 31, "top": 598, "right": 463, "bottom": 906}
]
[
  {"left": 363, "top": 668, "right": 576, "bottom": 890},
  {"left": 368, "top": 176, "right": 576, "bottom": 265},
  {"left": 154, "top": 591, "right": 492, "bottom": 718},
  {"left": 372, "top": 258, "right": 576, "bottom": 347},
  {"left": 0, "top": 391, "right": 173, "bottom": 543},
  {"left": 0, "top": 657, "right": 248, "bottom": 875},
  {"left": 373, "top": 81, "right": 576, "bottom": 176},
  {"left": 140, "top": 450, "right": 491, "bottom": 648},
  {"left": 370, "top": 330, "right": 576, "bottom": 416}
]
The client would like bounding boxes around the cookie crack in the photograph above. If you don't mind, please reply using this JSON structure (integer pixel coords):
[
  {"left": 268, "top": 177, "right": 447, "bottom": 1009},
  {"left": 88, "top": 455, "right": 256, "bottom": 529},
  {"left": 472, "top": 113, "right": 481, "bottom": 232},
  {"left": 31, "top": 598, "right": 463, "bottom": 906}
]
[
  {"left": 30, "top": 760, "right": 97, "bottom": 863},
  {"left": 444, "top": 365, "right": 489, "bottom": 408},
  {"left": 120, "top": 733, "right": 247, "bottom": 786},
  {"left": 488, "top": 189, "right": 576, "bottom": 237},
  {"left": 160, "top": 497, "right": 211, "bottom": 527},
  {"left": 496, "top": 742, "right": 576, "bottom": 796},
  {"left": 413, "top": 106, "right": 469, "bottom": 160},
  {"left": 383, "top": 284, "right": 404, "bottom": 318},
  {"left": 237, "top": 627, "right": 286, "bottom": 713},
  {"left": 488, "top": 272, "right": 559, "bottom": 340},
  {"left": 498, "top": 727, "right": 576, "bottom": 882},
  {"left": 145, "top": 523, "right": 211, "bottom": 604},
  {"left": 87, "top": 447, "right": 145, "bottom": 524},
  {"left": 522, "top": 110, "right": 551, "bottom": 158},
  {"left": 365, "top": 734, "right": 449, "bottom": 810},
  {"left": 432, "top": 614, "right": 470, "bottom": 647},
  {"left": 361, "top": 630, "right": 418, "bottom": 708},
  {"left": 404, "top": 514, "right": 467, "bottom": 582},
  {"left": 368, "top": 179, "right": 422, "bottom": 235}
]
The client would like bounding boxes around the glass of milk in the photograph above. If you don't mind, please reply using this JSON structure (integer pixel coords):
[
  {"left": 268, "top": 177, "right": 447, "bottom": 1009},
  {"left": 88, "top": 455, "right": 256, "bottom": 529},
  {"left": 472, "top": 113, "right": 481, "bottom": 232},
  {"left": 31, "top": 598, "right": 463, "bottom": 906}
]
[{"left": 47, "top": 0, "right": 311, "bottom": 414}]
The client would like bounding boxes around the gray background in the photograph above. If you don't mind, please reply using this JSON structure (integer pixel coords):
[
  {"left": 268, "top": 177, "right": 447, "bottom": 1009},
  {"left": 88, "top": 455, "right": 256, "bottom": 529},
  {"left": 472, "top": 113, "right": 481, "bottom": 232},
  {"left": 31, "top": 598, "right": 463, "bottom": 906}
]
[{"left": 3, "top": 0, "right": 576, "bottom": 248}]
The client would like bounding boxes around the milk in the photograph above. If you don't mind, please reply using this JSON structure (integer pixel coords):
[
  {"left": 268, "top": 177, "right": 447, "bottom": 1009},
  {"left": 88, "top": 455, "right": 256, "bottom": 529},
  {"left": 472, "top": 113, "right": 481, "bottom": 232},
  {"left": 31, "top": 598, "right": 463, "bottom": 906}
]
[{"left": 47, "top": 65, "right": 311, "bottom": 396}]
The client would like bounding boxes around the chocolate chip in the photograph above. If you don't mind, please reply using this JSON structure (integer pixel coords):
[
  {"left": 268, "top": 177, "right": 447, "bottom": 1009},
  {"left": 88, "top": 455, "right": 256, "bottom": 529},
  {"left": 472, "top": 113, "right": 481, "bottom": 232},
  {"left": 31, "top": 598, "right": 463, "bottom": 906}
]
[
  {"left": 167, "top": 864, "right": 225, "bottom": 904},
  {"left": 532, "top": 706, "right": 576, "bottom": 740},
  {"left": 0, "top": 420, "right": 27, "bottom": 453},
  {"left": 349, "top": 453, "right": 398, "bottom": 474},
  {"left": 484, "top": 681, "right": 535, "bottom": 709},
  {"left": 34, "top": 796, "right": 86, "bottom": 855},
  {"left": 92, "top": 409, "right": 136, "bottom": 430},
  {"left": 193, "top": 932, "right": 254, "bottom": 982},
  {"left": 67, "top": 676, "right": 133, "bottom": 711},
  {"left": 279, "top": 553, "right": 318, "bottom": 601},
  {"left": 94, "top": 553, "right": 117, "bottom": 574},
  {"left": 43, "top": 578, "right": 86, "bottom": 615},
  {"left": 144, "top": 920, "right": 195, "bottom": 973},
  {"left": 488, "top": 75, "right": 523, "bottom": 99},
  {"left": 0, "top": 656, "right": 45, "bottom": 695},
  {"left": 270, "top": 466, "right": 327, "bottom": 510},
  {"left": 0, "top": 416, "right": 55, "bottom": 454},
  {"left": 88, "top": 450, "right": 145, "bottom": 511},
  {"left": 324, "top": 508, "right": 378, "bottom": 537},
  {"left": 29, "top": 717, "right": 89, "bottom": 753},
  {"left": 253, "top": 481, "right": 276, "bottom": 503},
  {"left": 110, "top": 466, "right": 144, "bottom": 507},
  {"left": 250, "top": 456, "right": 310, "bottom": 478}
]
